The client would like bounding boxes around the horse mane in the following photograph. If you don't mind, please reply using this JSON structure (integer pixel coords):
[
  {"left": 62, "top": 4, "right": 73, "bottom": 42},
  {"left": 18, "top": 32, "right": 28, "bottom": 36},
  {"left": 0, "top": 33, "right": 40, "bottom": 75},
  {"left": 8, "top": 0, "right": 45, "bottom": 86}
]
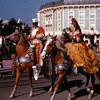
[
  {"left": 16, "top": 33, "right": 29, "bottom": 58},
  {"left": 55, "top": 38, "right": 66, "bottom": 54}
]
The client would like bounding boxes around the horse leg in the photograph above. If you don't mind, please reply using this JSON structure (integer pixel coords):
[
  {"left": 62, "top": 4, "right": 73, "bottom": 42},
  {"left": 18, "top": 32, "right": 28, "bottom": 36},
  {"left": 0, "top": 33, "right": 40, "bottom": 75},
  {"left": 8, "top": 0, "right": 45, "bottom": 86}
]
[
  {"left": 80, "top": 68, "right": 91, "bottom": 92},
  {"left": 50, "top": 71, "right": 67, "bottom": 100},
  {"left": 63, "top": 77, "right": 72, "bottom": 100},
  {"left": 85, "top": 73, "right": 91, "bottom": 93},
  {"left": 27, "top": 68, "right": 34, "bottom": 97},
  {"left": 11, "top": 54, "right": 16, "bottom": 76},
  {"left": 48, "top": 75, "right": 56, "bottom": 93},
  {"left": 9, "top": 68, "right": 21, "bottom": 98},
  {"left": 88, "top": 74, "right": 95, "bottom": 99}
]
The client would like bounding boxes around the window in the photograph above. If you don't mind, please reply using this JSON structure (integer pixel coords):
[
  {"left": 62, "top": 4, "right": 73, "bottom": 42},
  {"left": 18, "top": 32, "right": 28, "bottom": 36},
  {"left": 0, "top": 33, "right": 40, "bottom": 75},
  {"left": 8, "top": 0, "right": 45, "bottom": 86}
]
[
  {"left": 68, "top": 9, "right": 74, "bottom": 26},
  {"left": 89, "top": 8, "right": 96, "bottom": 29},
  {"left": 57, "top": 12, "right": 61, "bottom": 31},
  {"left": 79, "top": 8, "right": 85, "bottom": 28},
  {"left": 58, "top": 13, "right": 61, "bottom": 19}
]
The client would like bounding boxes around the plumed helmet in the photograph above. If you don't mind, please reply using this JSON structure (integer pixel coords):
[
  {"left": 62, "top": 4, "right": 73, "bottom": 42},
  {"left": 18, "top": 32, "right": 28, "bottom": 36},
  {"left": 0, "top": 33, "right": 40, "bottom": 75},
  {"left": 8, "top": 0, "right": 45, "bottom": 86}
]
[{"left": 71, "top": 18, "right": 82, "bottom": 33}]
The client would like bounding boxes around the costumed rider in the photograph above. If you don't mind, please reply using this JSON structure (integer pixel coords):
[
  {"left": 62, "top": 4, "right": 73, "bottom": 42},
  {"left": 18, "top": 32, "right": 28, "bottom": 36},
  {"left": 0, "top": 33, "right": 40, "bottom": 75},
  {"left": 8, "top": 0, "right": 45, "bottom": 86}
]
[
  {"left": 27, "top": 18, "right": 45, "bottom": 80},
  {"left": 69, "top": 18, "right": 83, "bottom": 43},
  {"left": 65, "top": 18, "right": 99, "bottom": 76},
  {"left": 69, "top": 18, "right": 83, "bottom": 74},
  {"left": 5, "top": 26, "right": 22, "bottom": 75}
]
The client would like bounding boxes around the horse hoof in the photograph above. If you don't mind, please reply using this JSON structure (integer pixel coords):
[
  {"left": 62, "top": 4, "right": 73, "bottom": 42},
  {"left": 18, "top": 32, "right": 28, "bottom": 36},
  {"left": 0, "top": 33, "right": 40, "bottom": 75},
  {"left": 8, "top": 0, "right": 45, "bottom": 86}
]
[
  {"left": 9, "top": 94, "right": 15, "bottom": 98},
  {"left": 88, "top": 90, "right": 94, "bottom": 99},
  {"left": 88, "top": 93, "right": 93, "bottom": 99},
  {"left": 66, "top": 97, "right": 72, "bottom": 100},
  {"left": 88, "top": 93, "right": 94, "bottom": 99},
  {"left": 48, "top": 91, "right": 52, "bottom": 94},
  {"left": 29, "top": 91, "right": 34, "bottom": 97},
  {"left": 29, "top": 94, "right": 34, "bottom": 97},
  {"left": 50, "top": 96, "right": 54, "bottom": 100},
  {"left": 48, "top": 87, "right": 53, "bottom": 94},
  {"left": 67, "top": 93, "right": 72, "bottom": 100},
  {"left": 48, "top": 89, "right": 53, "bottom": 94}
]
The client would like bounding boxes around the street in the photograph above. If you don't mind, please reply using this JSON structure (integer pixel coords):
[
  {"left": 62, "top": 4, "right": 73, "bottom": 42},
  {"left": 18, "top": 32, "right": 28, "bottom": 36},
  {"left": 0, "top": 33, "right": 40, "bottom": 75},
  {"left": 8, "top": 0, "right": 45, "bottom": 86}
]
[
  {"left": 0, "top": 73, "right": 100, "bottom": 100},
  {"left": 0, "top": 54, "right": 100, "bottom": 100}
]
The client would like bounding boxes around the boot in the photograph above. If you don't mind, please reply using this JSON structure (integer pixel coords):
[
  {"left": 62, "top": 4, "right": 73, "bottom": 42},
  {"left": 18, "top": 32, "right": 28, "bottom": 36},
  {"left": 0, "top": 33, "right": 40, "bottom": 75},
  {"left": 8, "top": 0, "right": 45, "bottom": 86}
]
[{"left": 32, "top": 64, "right": 41, "bottom": 80}]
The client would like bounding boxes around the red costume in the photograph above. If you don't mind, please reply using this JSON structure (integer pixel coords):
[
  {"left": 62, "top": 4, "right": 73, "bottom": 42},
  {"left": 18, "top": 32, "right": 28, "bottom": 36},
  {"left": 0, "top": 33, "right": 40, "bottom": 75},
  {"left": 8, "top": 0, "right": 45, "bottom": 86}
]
[{"left": 31, "top": 26, "right": 45, "bottom": 66}]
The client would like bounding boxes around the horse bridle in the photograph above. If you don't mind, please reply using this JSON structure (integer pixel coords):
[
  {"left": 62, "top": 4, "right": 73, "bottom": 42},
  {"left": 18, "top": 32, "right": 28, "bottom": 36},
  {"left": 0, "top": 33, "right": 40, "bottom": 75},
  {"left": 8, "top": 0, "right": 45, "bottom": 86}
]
[{"left": 41, "top": 37, "right": 56, "bottom": 58}]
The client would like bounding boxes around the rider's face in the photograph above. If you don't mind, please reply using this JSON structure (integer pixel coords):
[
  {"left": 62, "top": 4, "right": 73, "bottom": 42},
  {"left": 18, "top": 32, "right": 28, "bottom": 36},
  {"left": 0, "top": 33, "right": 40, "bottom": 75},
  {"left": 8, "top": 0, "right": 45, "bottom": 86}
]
[
  {"left": 32, "top": 22, "right": 38, "bottom": 28},
  {"left": 70, "top": 24, "right": 75, "bottom": 32}
]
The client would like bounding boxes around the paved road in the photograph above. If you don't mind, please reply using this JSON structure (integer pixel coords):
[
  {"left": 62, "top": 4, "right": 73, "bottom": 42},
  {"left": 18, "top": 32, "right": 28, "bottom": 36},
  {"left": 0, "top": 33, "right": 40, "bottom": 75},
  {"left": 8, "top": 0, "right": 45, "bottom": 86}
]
[
  {"left": 0, "top": 53, "right": 100, "bottom": 100},
  {"left": 0, "top": 60, "right": 12, "bottom": 74},
  {"left": 0, "top": 73, "right": 100, "bottom": 100}
]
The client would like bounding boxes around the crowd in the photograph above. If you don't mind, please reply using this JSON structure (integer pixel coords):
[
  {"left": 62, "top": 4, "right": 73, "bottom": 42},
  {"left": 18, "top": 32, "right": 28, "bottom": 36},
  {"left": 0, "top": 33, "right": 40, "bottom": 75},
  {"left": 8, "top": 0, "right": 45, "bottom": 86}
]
[
  {"left": 0, "top": 18, "right": 31, "bottom": 58},
  {"left": 0, "top": 18, "right": 31, "bottom": 69}
]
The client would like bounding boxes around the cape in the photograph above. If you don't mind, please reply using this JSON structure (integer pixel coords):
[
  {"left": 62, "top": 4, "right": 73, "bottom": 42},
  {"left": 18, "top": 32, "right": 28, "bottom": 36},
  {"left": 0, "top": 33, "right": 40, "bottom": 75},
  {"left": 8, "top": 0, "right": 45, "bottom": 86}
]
[{"left": 65, "top": 42, "right": 99, "bottom": 74}]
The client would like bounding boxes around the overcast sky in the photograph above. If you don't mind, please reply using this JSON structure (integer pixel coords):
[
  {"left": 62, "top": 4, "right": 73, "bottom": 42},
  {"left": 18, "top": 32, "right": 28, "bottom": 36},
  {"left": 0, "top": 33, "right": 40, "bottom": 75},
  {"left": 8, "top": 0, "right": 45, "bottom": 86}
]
[{"left": 0, "top": 0, "right": 58, "bottom": 26}]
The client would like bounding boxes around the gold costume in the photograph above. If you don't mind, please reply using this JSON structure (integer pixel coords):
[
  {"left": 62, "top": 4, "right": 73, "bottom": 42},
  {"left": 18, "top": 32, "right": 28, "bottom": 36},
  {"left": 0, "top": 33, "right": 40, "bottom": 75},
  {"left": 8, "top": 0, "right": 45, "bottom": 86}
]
[{"left": 65, "top": 42, "right": 99, "bottom": 74}]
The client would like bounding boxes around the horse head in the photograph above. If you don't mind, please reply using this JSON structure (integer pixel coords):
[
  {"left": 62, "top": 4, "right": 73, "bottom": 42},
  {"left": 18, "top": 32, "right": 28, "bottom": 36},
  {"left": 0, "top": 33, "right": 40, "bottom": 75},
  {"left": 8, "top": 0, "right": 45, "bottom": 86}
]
[
  {"left": 17, "top": 34, "right": 29, "bottom": 45},
  {"left": 16, "top": 34, "right": 29, "bottom": 58},
  {"left": 41, "top": 35, "right": 56, "bottom": 59}
]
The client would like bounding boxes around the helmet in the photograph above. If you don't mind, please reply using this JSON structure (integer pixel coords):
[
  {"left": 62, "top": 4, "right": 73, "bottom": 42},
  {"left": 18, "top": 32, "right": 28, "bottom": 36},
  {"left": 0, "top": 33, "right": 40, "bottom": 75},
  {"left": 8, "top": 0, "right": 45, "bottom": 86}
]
[
  {"left": 32, "top": 18, "right": 38, "bottom": 23},
  {"left": 72, "top": 18, "right": 82, "bottom": 33}
]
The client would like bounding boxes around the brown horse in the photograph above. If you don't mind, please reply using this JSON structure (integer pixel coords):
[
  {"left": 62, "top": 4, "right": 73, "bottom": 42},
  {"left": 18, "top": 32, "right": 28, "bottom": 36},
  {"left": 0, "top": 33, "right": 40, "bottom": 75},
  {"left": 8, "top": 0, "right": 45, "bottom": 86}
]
[
  {"left": 41, "top": 35, "right": 99, "bottom": 100},
  {"left": 9, "top": 34, "right": 35, "bottom": 98},
  {"left": 41, "top": 36, "right": 72, "bottom": 100}
]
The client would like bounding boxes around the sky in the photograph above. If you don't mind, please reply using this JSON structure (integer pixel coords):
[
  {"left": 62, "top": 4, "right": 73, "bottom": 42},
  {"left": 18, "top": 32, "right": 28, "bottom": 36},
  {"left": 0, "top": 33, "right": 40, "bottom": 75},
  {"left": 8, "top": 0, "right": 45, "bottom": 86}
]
[{"left": 0, "top": 0, "right": 58, "bottom": 26}]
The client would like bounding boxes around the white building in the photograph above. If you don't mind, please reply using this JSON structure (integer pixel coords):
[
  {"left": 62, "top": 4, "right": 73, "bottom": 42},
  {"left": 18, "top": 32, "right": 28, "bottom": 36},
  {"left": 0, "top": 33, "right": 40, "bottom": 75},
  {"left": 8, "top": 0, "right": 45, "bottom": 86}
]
[
  {"left": 38, "top": 0, "right": 100, "bottom": 52},
  {"left": 38, "top": 0, "right": 100, "bottom": 35}
]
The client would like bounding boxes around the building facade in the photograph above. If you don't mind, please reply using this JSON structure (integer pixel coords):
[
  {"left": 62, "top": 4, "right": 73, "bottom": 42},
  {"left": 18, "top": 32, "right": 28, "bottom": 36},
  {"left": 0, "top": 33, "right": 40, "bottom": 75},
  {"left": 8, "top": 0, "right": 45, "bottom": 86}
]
[{"left": 38, "top": 0, "right": 100, "bottom": 52}]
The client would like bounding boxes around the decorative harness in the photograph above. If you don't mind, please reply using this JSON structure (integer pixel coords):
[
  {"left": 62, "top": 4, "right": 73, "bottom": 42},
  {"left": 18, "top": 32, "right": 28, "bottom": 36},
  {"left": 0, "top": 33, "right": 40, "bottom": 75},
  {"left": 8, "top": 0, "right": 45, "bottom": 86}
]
[
  {"left": 16, "top": 45, "right": 35, "bottom": 66},
  {"left": 15, "top": 35, "right": 36, "bottom": 66}
]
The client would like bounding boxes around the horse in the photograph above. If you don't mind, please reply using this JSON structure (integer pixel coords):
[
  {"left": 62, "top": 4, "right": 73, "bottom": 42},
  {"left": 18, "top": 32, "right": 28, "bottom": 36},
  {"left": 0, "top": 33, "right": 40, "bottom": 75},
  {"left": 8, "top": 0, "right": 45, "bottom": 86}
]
[
  {"left": 41, "top": 35, "right": 100, "bottom": 100},
  {"left": 9, "top": 33, "right": 36, "bottom": 98},
  {"left": 41, "top": 35, "right": 73, "bottom": 100}
]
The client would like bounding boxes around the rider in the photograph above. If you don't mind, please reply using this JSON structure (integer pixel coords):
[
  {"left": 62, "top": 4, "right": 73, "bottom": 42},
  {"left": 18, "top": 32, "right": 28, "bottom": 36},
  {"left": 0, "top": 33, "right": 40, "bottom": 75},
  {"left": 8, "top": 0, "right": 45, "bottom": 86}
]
[
  {"left": 68, "top": 18, "right": 83, "bottom": 74},
  {"left": 6, "top": 26, "right": 21, "bottom": 75},
  {"left": 68, "top": 18, "right": 98, "bottom": 75},
  {"left": 27, "top": 18, "right": 45, "bottom": 80},
  {"left": 69, "top": 18, "right": 83, "bottom": 43}
]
